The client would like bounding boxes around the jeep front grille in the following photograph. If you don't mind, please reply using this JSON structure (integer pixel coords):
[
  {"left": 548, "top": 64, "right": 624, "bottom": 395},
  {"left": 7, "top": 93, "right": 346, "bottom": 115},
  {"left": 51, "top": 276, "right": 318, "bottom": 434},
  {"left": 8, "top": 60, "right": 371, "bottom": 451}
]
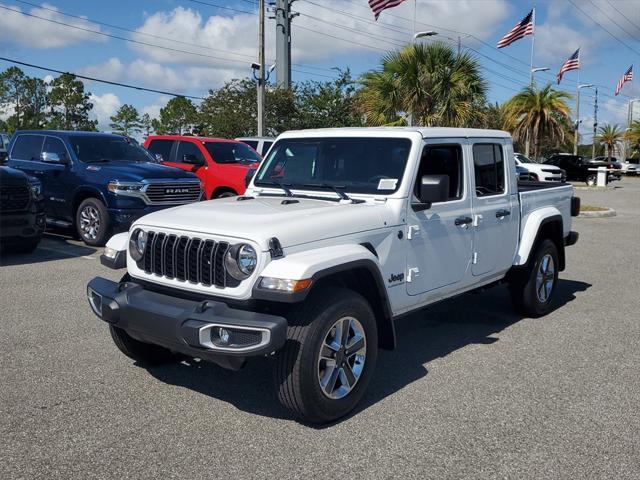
[
  {"left": 137, "top": 231, "right": 236, "bottom": 288},
  {"left": 0, "top": 185, "right": 30, "bottom": 211},
  {"left": 143, "top": 181, "right": 201, "bottom": 205}
]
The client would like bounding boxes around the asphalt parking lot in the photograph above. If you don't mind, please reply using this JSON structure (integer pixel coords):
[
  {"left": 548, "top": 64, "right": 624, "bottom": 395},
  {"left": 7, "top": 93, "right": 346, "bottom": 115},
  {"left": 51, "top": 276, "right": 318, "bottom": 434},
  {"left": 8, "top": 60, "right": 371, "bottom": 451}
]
[{"left": 2, "top": 179, "right": 639, "bottom": 479}]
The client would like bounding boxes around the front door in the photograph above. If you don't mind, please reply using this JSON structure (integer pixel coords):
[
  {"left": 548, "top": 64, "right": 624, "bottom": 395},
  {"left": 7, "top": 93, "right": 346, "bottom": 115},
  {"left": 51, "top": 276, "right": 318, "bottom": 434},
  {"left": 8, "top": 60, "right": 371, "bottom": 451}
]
[
  {"left": 40, "top": 136, "right": 73, "bottom": 218},
  {"left": 469, "top": 140, "right": 518, "bottom": 276},
  {"left": 406, "top": 141, "right": 473, "bottom": 296}
]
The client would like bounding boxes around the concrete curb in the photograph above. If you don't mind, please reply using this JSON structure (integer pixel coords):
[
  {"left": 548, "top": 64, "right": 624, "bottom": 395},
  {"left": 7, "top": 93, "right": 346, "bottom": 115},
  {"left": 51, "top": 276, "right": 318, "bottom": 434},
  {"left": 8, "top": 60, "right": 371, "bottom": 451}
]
[{"left": 579, "top": 207, "right": 617, "bottom": 218}]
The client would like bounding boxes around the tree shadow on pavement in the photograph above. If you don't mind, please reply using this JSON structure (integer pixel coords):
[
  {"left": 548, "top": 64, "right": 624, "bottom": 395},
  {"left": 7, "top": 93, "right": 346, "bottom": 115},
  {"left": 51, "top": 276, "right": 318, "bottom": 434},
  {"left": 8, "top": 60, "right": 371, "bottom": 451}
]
[{"left": 143, "top": 279, "right": 591, "bottom": 425}]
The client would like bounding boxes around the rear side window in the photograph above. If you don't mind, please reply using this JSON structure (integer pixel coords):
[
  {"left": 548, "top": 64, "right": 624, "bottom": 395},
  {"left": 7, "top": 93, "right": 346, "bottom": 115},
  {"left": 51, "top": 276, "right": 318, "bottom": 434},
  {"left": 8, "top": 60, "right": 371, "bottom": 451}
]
[
  {"left": 473, "top": 143, "right": 505, "bottom": 197},
  {"left": 176, "top": 141, "right": 205, "bottom": 164},
  {"left": 11, "top": 135, "right": 44, "bottom": 161},
  {"left": 42, "top": 137, "right": 69, "bottom": 161},
  {"left": 241, "top": 140, "right": 258, "bottom": 150},
  {"left": 147, "top": 139, "right": 174, "bottom": 162},
  {"left": 262, "top": 141, "right": 273, "bottom": 154}
]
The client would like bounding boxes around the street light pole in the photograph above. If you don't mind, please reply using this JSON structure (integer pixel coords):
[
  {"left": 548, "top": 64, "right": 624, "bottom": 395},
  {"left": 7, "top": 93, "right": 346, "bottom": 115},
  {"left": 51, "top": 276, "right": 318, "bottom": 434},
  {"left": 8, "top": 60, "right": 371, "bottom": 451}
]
[
  {"left": 574, "top": 84, "right": 594, "bottom": 155},
  {"left": 592, "top": 87, "right": 598, "bottom": 160},
  {"left": 256, "top": 0, "right": 265, "bottom": 136},
  {"left": 408, "top": 31, "right": 437, "bottom": 126},
  {"left": 526, "top": 67, "right": 549, "bottom": 158}
]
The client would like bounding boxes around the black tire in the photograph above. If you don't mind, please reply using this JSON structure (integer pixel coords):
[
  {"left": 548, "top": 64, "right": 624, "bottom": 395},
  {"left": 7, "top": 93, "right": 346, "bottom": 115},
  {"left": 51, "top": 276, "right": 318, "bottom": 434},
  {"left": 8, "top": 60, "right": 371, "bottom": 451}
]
[
  {"left": 509, "top": 239, "right": 559, "bottom": 317},
  {"left": 75, "top": 198, "right": 110, "bottom": 247},
  {"left": 274, "top": 287, "right": 378, "bottom": 424},
  {"left": 586, "top": 174, "right": 597, "bottom": 186},
  {"left": 109, "top": 325, "right": 177, "bottom": 365}
]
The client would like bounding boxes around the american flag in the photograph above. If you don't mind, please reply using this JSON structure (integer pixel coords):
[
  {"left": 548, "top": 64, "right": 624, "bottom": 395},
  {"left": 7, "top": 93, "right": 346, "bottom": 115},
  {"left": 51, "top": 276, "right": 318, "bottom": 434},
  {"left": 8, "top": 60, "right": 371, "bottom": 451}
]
[
  {"left": 556, "top": 49, "right": 580, "bottom": 85},
  {"left": 615, "top": 65, "right": 633, "bottom": 96},
  {"left": 497, "top": 9, "right": 534, "bottom": 48},
  {"left": 368, "top": 0, "right": 407, "bottom": 20}
]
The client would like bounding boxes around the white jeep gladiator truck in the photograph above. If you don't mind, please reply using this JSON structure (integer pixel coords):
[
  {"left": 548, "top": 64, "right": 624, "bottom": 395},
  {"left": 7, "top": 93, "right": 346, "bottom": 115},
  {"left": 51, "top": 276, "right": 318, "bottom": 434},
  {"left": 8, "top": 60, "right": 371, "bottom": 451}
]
[{"left": 88, "top": 127, "right": 580, "bottom": 424}]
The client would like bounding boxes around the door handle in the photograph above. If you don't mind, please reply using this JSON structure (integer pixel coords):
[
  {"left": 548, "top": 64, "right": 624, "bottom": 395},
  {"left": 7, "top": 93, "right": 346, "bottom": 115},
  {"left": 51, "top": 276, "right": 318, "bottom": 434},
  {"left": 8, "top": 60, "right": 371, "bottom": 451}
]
[
  {"left": 34, "top": 170, "right": 45, "bottom": 175},
  {"left": 495, "top": 209, "right": 511, "bottom": 218},
  {"left": 455, "top": 216, "right": 473, "bottom": 226}
]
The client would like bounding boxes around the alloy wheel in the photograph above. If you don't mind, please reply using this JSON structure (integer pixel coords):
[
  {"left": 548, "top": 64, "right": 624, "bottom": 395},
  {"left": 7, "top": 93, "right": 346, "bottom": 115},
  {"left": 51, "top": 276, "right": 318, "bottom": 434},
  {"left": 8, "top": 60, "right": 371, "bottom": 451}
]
[
  {"left": 536, "top": 253, "right": 555, "bottom": 303},
  {"left": 79, "top": 205, "right": 100, "bottom": 240},
  {"left": 317, "top": 316, "right": 367, "bottom": 400}
]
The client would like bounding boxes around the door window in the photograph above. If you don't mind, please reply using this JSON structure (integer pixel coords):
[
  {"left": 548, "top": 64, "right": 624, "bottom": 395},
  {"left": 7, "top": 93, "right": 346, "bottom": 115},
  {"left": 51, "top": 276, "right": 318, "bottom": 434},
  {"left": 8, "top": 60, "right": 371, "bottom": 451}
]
[
  {"left": 415, "top": 144, "right": 464, "bottom": 201},
  {"left": 176, "top": 141, "right": 205, "bottom": 164},
  {"left": 11, "top": 135, "right": 44, "bottom": 161},
  {"left": 42, "top": 137, "right": 69, "bottom": 161},
  {"left": 472, "top": 143, "right": 505, "bottom": 197},
  {"left": 242, "top": 140, "right": 259, "bottom": 150},
  {"left": 147, "top": 139, "right": 174, "bottom": 162}
]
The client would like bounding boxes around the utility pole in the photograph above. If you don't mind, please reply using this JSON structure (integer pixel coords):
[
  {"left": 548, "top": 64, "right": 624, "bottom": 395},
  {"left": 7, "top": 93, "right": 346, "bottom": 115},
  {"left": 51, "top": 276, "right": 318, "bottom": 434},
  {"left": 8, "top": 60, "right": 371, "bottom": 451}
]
[
  {"left": 257, "top": 0, "right": 265, "bottom": 136},
  {"left": 592, "top": 87, "right": 598, "bottom": 160},
  {"left": 573, "top": 87, "right": 581, "bottom": 155},
  {"left": 275, "top": 0, "right": 293, "bottom": 89}
]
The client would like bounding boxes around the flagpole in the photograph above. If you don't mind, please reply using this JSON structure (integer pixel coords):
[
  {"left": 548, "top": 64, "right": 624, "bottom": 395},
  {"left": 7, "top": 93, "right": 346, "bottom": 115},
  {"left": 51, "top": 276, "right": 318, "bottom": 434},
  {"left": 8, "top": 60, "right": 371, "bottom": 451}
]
[
  {"left": 574, "top": 50, "right": 581, "bottom": 155},
  {"left": 529, "top": 6, "right": 536, "bottom": 87},
  {"left": 412, "top": 0, "right": 417, "bottom": 37}
]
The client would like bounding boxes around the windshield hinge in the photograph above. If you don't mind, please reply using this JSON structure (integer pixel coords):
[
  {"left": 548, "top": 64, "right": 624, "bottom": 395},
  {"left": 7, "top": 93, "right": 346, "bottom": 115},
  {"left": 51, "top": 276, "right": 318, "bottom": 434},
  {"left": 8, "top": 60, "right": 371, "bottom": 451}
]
[{"left": 269, "top": 237, "right": 284, "bottom": 259}]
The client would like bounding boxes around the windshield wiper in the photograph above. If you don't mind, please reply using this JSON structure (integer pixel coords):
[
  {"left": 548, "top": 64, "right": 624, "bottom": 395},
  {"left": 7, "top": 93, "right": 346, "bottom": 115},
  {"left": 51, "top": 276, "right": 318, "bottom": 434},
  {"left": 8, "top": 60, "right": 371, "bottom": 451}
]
[
  {"left": 303, "top": 183, "right": 352, "bottom": 201},
  {"left": 258, "top": 179, "right": 293, "bottom": 197}
]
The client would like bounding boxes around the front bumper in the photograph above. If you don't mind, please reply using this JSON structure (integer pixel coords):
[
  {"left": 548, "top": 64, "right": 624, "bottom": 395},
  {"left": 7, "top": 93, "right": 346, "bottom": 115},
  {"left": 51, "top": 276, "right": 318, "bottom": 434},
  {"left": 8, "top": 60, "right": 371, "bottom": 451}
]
[
  {"left": 87, "top": 277, "right": 287, "bottom": 366},
  {"left": 0, "top": 206, "right": 45, "bottom": 244}
]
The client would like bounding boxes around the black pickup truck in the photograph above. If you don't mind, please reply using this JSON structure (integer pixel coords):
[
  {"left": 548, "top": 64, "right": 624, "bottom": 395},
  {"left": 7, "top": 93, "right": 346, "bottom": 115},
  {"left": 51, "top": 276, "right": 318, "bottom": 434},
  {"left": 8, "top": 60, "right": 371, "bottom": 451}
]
[
  {"left": 0, "top": 166, "right": 45, "bottom": 252},
  {"left": 544, "top": 154, "right": 622, "bottom": 186}
]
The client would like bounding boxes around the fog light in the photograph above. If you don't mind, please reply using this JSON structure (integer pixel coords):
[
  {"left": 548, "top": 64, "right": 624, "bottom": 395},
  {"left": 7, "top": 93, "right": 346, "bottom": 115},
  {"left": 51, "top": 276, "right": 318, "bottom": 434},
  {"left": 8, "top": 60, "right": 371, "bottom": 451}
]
[{"left": 217, "top": 327, "right": 230, "bottom": 345}]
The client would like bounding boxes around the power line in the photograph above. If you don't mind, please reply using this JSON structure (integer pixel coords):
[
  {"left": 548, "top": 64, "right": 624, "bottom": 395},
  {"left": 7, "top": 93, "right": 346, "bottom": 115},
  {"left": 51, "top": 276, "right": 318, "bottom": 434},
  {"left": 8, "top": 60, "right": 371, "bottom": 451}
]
[
  {"left": 185, "top": 0, "right": 255, "bottom": 15},
  {"left": 0, "top": 56, "right": 205, "bottom": 99},
  {"left": 588, "top": 0, "right": 639, "bottom": 42},
  {"left": 606, "top": 0, "right": 640, "bottom": 33},
  {"left": 567, "top": 0, "right": 640, "bottom": 56}
]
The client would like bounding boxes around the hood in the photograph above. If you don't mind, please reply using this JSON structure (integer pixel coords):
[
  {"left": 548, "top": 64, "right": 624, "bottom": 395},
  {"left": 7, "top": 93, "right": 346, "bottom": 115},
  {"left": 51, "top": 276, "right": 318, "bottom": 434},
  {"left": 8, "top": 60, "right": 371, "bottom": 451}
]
[
  {"left": 134, "top": 195, "right": 388, "bottom": 250},
  {"left": 83, "top": 160, "right": 197, "bottom": 182},
  {"left": 0, "top": 166, "right": 29, "bottom": 186}
]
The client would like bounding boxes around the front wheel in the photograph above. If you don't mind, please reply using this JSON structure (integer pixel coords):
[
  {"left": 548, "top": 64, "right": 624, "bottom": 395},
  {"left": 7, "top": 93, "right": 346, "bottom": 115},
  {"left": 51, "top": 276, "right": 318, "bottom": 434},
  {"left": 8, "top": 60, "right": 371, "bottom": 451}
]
[
  {"left": 509, "top": 239, "right": 559, "bottom": 317},
  {"left": 76, "top": 198, "right": 110, "bottom": 246},
  {"left": 274, "top": 287, "right": 378, "bottom": 424}
]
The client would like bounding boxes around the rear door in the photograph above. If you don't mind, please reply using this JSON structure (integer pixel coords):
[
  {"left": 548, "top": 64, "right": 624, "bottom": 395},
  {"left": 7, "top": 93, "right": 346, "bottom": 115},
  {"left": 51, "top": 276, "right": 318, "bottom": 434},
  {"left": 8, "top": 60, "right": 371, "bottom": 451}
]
[
  {"left": 406, "top": 140, "right": 473, "bottom": 296},
  {"left": 40, "top": 136, "right": 73, "bottom": 218},
  {"left": 470, "top": 140, "right": 518, "bottom": 277}
]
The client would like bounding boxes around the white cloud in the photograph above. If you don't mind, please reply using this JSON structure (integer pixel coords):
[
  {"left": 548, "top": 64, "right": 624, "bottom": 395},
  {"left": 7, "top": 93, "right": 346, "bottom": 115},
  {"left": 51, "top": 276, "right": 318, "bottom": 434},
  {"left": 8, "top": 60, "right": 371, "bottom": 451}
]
[
  {"left": 89, "top": 92, "right": 121, "bottom": 131},
  {"left": 141, "top": 96, "right": 172, "bottom": 120},
  {"left": 78, "top": 57, "right": 126, "bottom": 82},
  {"left": 0, "top": 2, "right": 105, "bottom": 48},
  {"left": 130, "top": 2, "right": 510, "bottom": 68}
]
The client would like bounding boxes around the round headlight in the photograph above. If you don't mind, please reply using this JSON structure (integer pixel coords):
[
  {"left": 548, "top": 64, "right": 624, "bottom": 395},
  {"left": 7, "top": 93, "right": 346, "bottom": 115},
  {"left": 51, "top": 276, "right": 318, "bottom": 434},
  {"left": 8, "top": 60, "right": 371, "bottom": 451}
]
[
  {"left": 129, "top": 229, "right": 147, "bottom": 261},
  {"left": 225, "top": 243, "right": 257, "bottom": 280}
]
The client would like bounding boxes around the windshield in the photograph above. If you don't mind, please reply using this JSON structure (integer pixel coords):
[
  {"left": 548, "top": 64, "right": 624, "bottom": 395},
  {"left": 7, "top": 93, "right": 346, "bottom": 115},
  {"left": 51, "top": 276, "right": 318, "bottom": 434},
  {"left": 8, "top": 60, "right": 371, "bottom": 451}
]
[
  {"left": 254, "top": 137, "right": 411, "bottom": 195},
  {"left": 70, "top": 136, "right": 156, "bottom": 163},
  {"left": 515, "top": 153, "right": 538, "bottom": 164},
  {"left": 204, "top": 141, "right": 262, "bottom": 164}
]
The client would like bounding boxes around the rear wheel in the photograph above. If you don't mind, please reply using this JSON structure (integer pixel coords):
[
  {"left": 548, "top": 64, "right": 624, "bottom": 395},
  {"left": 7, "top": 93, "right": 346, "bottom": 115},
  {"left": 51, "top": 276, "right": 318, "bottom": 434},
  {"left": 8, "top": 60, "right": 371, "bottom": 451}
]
[
  {"left": 109, "top": 325, "right": 177, "bottom": 365},
  {"left": 510, "top": 239, "right": 559, "bottom": 317},
  {"left": 76, "top": 198, "right": 110, "bottom": 246},
  {"left": 274, "top": 287, "right": 378, "bottom": 424}
]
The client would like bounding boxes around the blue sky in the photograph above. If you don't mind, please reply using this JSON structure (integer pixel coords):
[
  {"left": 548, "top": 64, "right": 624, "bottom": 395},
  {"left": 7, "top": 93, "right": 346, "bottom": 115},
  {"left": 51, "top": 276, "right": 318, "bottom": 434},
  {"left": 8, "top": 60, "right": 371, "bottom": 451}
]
[{"left": 0, "top": 0, "right": 638, "bottom": 141}]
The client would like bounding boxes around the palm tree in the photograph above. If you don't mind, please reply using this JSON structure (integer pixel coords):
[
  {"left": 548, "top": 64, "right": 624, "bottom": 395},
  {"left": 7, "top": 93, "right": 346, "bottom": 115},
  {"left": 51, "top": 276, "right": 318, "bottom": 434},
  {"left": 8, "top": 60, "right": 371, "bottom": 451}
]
[
  {"left": 595, "top": 124, "right": 624, "bottom": 162},
  {"left": 503, "top": 84, "right": 572, "bottom": 159},
  {"left": 356, "top": 42, "right": 487, "bottom": 127},
  {"left": 624, "top": 120, "right": 640, "bottom": 156}
]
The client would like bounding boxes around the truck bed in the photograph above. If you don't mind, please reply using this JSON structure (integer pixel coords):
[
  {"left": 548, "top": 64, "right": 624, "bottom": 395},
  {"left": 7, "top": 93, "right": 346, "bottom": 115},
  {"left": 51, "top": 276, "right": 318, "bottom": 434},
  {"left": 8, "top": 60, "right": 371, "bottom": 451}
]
[{"left": 518, "top": 183, "right": 574, "bottom": 239}]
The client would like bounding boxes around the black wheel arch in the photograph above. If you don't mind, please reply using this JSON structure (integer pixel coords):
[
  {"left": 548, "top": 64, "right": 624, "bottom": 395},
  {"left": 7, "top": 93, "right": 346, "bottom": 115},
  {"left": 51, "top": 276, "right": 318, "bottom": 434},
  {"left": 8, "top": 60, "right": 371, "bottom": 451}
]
[
  {"left": 71, "top": 186, "right": 108, "bottom": 224},
  {"left": 253, "top": 259, "right": 396, "bottom": 350},
  {"left": 509, "top": 215, "right": 566, "bottom": 280}
]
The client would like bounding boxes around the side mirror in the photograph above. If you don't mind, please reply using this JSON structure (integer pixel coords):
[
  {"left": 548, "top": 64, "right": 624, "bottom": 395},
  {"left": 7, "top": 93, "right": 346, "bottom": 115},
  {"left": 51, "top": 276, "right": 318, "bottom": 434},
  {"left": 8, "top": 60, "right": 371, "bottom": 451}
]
[
  {"left": 412, "top": 174, "right": 450, "bottom": 212},
  {"left": 41, "top": 151, "right": 66, "bottom": 164},
  {"left": 182, "top": 153, "right": 204, "bottom": 166}
]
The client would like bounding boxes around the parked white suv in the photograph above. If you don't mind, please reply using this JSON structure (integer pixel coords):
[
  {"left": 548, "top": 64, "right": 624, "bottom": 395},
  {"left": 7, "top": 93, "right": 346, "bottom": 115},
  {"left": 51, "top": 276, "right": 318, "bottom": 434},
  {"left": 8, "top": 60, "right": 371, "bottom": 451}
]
[
  {"left": 89, "top": 128, "right": 580, "bottom": 424},
  {"left": 515, "top": 153, "right": 565, "bottom": 182},
  {"left": 235, "top": 137, "right": 275, "bottom": 157}
]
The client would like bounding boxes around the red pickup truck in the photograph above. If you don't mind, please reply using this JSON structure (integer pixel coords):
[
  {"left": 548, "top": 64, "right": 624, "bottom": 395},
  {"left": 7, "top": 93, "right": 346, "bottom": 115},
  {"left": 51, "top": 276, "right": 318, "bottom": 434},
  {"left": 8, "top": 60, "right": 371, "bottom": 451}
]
[{"left": 144, "top": 135, "right": 262, "bottom": 199}]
